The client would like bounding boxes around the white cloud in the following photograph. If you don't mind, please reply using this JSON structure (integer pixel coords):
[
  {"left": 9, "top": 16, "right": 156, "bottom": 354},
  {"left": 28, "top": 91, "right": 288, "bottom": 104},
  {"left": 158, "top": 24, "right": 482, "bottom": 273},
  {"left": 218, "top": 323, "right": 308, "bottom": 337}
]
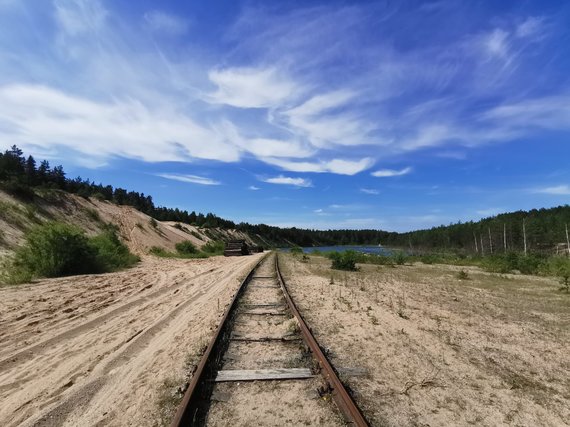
[
  {"left": 156, "top": 173, "right": 221, "bottom": 186},
  {"left": 0, "top": 84, "right": 241, "bottom": 164},
  {"left": 263, "top": 157, "right": 374, "bottom": 175},
  {"left": 360, "top": 188, "right": 379, "bottom": 195},
  {"left": 262, "top": 175, "right": 312, "bottom": 187},
  {"left": 484, "top": 28, "right": 510, "bottom": 59},
  {"left": 371, "top": 166, "right": 412, "bottom": 177},
  {"left": 54, "top": 0, "right": 108, "bottom": 36},
  {"left": 481, "top": 95, "right": 570, "bottom": 130},
  {"left": 144, "top": 10, "right": 189, "bottom": 35},
  {"left": 207, "top": 67, "right": 299, "bottom": 108},
  {"left": 248, "top": 185, "right": 260, "bottom": 190},
  {"left": 516, "top": 16, "right": 545, "bottom": 39},
  {"left": 533, "top": 185, "right": 570, "bottom": 195}
]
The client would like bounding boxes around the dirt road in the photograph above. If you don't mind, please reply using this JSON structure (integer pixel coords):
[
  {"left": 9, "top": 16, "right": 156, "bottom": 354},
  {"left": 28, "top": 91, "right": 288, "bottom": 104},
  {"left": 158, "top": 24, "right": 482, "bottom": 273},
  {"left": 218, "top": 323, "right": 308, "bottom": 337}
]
[{"left": 0, "top": 253, "right": 264, "bottom": 426}]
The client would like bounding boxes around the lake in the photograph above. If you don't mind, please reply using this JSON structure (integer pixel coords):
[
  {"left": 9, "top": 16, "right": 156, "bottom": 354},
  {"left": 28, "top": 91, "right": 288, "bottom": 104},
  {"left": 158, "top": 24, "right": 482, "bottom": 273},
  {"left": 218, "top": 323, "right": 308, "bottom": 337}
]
[{"left": 282, "top": 245, "right": 392, "bottom": 255}]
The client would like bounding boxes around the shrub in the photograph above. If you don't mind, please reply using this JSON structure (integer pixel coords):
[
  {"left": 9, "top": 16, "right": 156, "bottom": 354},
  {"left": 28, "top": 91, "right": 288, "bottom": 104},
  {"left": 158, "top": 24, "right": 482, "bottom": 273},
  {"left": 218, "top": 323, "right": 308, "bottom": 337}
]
[
  {"left": 175, "top": 240, "right": 197, "bottom": 254},
  {"left": 202, "top": 240, "right": 225, "bottom": 254},
  {"left": 149, "top": 218, "right": 158, "bottom": 228},
  {"left": 89, "top": 231, "right": 139, "bottom": 271},
  {"left": 549, "top": 257, "right": 570, "bottom": 292},
  {"left": 290, "top": 246, "right": 303, "bottom": 256},
  {"left": 10, "top": 222, "right": 99, "bottom": 278},
  {"left": 456, "top": 269, "right": 469, "bottom": 280},
  {"left": 392, "top": 250, "right": 407, "bottom": 265},
  {"left": 330, "top": 250, "right": 358, "bottom": 271},
  {"left": 1, "top": 222, "right": 138, "bottom": 284}
]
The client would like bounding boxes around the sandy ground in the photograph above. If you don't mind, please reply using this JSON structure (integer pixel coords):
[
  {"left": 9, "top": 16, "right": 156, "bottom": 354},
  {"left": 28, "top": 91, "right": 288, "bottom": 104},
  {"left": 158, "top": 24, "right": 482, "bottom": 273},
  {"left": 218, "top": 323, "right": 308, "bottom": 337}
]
[
  {"left": 279, "top": 253, "right": 570, "bottom": 427},
  {"left": 0, "top": 253, "right": 264, "bottom": 427},
  {"left": 205, "top": 255, "right": 344, "bottom": 426}
]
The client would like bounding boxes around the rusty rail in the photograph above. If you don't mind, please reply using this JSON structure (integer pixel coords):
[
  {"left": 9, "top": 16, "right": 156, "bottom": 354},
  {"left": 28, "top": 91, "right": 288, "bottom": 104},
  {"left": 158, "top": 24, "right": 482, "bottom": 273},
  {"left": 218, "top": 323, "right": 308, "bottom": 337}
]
[
  {"left": 275, "top": 254, "right": 369, "bottom": 427},
  {"left": 171, "top": 252, "right": 369, "bottom": 426},
  {"left": 170, "top": 254, "right": 267, "bottom": 426}
]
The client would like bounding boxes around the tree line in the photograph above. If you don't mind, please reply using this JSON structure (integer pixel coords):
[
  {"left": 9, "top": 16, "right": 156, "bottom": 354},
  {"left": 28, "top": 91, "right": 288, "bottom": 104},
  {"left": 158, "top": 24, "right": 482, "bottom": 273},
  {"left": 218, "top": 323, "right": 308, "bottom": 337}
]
[
  {"left": 2, "top": 145, "right": 569, "bottom": 253},
  {"left": 0, "top": 146, "right": 233, "bottom": 229}
]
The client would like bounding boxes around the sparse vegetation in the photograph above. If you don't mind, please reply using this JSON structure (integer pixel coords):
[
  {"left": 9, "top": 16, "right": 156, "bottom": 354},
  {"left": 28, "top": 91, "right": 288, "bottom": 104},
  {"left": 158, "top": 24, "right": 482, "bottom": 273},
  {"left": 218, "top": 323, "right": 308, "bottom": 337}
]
[
  {"left": 190, "top": 230, "right": 203, "bottom": 241},
  {"left": 175, "top": 240, "right": 197, "bottom": 254},
  {"left": 290, "top": 246, "right": 303, "bottom": 256},
  {"left": 201, "top": 240, "right": 225, "bottom": 255},
  {"left": 1, "top": 222, "right": 139, "bottom": 284},
  {"left": 329, "top": 250, "right": 358, "bottom": 271},
  {"left": 149, "top": 218, "right": 158, "bottom": 228},
  {"left": 456, "top": 269, "right": 470, "bottom": 280}
]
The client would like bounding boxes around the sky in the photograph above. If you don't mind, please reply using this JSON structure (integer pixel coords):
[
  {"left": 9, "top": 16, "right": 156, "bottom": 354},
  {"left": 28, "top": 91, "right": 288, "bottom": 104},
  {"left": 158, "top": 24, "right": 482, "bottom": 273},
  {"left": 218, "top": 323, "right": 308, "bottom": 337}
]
[{"left": 0, "top": 0, "right": 569, "bottom": 232}]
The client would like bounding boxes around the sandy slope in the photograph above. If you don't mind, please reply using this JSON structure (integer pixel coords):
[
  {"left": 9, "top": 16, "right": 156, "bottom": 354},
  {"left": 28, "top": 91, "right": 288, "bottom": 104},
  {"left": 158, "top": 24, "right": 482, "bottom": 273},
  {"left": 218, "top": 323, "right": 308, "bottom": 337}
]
[
  {"left": 279, "top": 254, "right": 570, "bottom": 427},
  {"left": 0, "top": 253, "right": 264, "bottom": 426}
]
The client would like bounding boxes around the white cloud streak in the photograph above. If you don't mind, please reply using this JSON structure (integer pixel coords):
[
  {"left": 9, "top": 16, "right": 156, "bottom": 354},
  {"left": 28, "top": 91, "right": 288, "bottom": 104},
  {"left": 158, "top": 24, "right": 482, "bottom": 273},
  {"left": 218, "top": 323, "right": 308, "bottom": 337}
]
[
  {"left": 144, "top": 10, "right": 189, "bottom": 35},
  {"left": 532, "top": 185, "right": 570, "bottom": 195},
  {"left": 360, "top": 188, "right": 379, "bottom": 195},
  {"left": 371, "top": 167, "right": 412, "bottom": 178},
  {"left": 156, "top": 173, "right": 221, "bottom": 186},
  {"left": 262, "top": 175, "right": 312, "bottom": 187}
]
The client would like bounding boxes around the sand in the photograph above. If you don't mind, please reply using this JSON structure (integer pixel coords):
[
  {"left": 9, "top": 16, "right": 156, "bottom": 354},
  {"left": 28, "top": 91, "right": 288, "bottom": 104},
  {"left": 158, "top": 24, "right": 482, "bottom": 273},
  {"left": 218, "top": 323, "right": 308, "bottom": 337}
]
[
  {"left": 279, "top": 254, "right": 570, "bottom": 427},
  {"left": 0, "top": 253, "right": 264, "bottom": 426}
]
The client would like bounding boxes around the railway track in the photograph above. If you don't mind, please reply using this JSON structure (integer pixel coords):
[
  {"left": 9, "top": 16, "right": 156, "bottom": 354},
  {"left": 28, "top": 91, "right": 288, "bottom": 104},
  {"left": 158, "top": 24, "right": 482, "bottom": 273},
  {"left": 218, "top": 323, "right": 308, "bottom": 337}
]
[{"left": 171, "top": 252, "right": 369, "bottom": 426}]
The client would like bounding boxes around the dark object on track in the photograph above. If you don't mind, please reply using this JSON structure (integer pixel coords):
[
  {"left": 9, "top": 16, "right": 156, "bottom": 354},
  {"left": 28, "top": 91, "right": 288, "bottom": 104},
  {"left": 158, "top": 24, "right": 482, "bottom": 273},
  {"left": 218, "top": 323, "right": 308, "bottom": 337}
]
[
  {"left": 250, "top": 245, "right": 264, "bottom": 253},
  {"left": 223, "top": 240, "right": 250, "bottom": 256}
]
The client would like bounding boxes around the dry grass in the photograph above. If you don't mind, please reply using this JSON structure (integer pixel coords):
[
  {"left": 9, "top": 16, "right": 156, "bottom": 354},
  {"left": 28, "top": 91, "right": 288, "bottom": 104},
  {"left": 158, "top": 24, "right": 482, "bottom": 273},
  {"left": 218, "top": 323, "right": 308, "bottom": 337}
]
[{"left": 279, "top": 253, "right": 570, "bottom": 427}]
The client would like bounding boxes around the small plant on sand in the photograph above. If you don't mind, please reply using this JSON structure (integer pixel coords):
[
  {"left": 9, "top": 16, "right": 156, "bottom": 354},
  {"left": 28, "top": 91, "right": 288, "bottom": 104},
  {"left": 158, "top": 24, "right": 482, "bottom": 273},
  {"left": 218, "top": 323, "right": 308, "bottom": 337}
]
[
  {"left": 149, "top": 217, "right": 158, "bottom": 228},
  {"left": 456, "top": 269, "right": 470, "bottom": 280},
  {"left": 175, "top": 240, "right": 197, "bottom": 255},
  {"left": 330, "top": 250, "right": 358, "bottom": 271},
  {"left": 290, "top": 246, "right": 303, "bottom": 256},
  {"left": 301, "top": 254, "right": 310, "bottom": 263},
  {"left": 392, "top": 250, "right": 407, "bottom": 266}
]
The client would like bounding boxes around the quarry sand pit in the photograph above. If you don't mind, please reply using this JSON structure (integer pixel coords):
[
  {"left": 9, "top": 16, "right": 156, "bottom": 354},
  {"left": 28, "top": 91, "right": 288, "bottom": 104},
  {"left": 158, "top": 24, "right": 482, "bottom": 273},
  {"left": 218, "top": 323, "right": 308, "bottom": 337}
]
[
  {"left": 0, "top": 253, "right": 264, "bottom": 427},
  {"left": 279, "top": 253, "right": 570, "bottom": 427}
]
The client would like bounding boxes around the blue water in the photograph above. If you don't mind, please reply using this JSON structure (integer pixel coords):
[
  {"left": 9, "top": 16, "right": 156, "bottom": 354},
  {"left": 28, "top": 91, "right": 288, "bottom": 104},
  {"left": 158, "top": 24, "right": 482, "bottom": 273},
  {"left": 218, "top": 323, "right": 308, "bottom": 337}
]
[{"left": 283, "top": 245, "right": 392, "bottom": 255}]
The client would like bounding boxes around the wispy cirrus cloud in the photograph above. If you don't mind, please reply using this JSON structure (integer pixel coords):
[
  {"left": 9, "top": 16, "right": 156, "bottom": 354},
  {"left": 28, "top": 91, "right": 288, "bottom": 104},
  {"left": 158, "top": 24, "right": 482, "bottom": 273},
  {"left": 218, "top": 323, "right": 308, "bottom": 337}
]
[
  {"left": 156, "top": 173, "right": 221, "bottom": 185},
  {"left": 532, "top": 185, "right": 570, "bottom": 195},
  {"left": 360, "top": 188, "right": 379, "bottom": 195},
  {"left": 371, "top": 167, "right": 412, "bottom": 178},
  {"left": 0, "top": 0, "right": 568, "bottom": 185},
  {"left": 144, "top": 10, "right": 189, "bottom": 35},
  {"left": 262, "top": 175, "right": 312, "bottom": 187}
]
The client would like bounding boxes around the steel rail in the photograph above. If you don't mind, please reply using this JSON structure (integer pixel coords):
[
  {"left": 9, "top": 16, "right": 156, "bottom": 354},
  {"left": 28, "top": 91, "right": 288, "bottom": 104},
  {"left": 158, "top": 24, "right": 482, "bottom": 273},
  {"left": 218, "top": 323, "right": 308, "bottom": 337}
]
[
  {"left": 170, "top": 253, "right": 268, "bottom": 426},
  {"left": 275, "top": 254, "right": 370, "bottom": 427}
]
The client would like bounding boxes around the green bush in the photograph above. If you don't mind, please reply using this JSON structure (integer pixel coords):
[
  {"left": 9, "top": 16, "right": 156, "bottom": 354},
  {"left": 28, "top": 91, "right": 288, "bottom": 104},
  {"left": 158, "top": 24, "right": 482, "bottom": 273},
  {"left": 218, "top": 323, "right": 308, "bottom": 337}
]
[
  {"left": 10, "top": 222, "right": 99, "bottom": 278},
  {"left": 392, "top": 250, "right": 407, "bottom": 265},
  {"left": 90, "top": 231, "right": 139, "bottom": 271},
  {"left": 549, "top": 257, "right": 570, "bottom": 292},
  {"left": 290, "top": 246, "right": 303, "bottom": 256},
  {"left": 1, "top": 222, "right": 138, "bottom": 284},
  {"left": 202, "top": 240, "right": 225, "bottom": 254},
  {"left": 175, "top": 240, "right": 197, "bottom": 254},
  {"left": 330, "top": 250, "right": 358, "bottom": 271}
]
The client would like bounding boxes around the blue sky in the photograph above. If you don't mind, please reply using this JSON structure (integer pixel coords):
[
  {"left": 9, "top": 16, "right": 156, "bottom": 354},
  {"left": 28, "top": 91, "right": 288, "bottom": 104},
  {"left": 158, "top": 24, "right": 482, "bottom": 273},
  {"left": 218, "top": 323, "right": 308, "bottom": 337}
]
[{"left": 1, "top": 0, "right": 569, "bottom": 231}]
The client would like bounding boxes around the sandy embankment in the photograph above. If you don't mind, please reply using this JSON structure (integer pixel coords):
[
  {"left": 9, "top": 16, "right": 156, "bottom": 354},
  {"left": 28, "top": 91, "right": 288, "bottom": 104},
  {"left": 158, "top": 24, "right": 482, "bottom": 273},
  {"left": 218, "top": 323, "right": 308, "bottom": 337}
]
[
  {"left": 279, "top": 254, "right": 570, "bottom": 427},
  {"left": 0, "top": 253, "right": 264, "bottom": 427}
]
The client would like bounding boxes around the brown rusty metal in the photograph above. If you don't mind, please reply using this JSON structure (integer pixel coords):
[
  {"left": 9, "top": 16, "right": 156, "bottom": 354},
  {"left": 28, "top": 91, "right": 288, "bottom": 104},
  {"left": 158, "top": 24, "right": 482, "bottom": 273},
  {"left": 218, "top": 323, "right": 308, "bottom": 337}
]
[
  {"left": 170, "top": 254, "right": 267, "bottom": 426},
  {"left": 275, "top": 254, "right": 370, "bottom": 427}
]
